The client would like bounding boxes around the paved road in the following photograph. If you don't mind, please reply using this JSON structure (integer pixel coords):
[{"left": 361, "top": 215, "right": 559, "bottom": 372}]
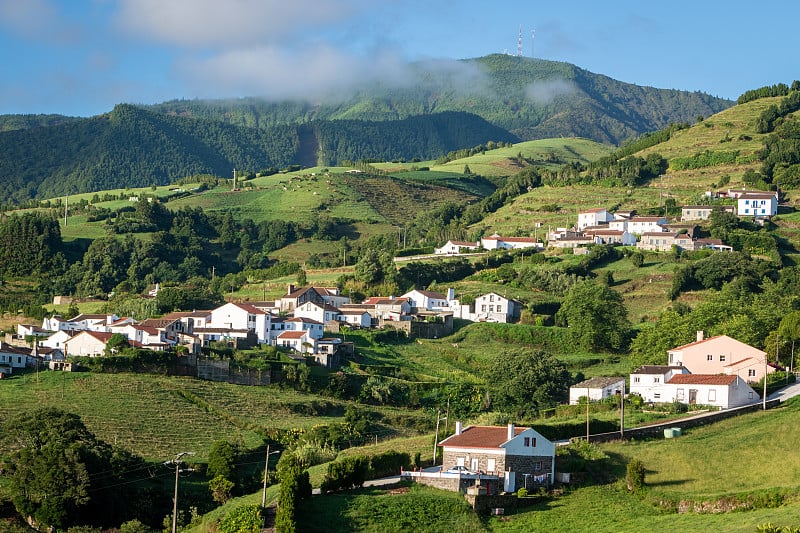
[{"left": 768, "top": 379, "right": 800, "bottom": 402}]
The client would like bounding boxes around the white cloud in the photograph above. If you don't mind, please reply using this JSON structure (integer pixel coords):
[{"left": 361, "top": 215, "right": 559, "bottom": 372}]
[
  {"left": 525, "top": 79, "right": 575, "bottom": 104},
  {"left": 115, "top": 0, "right": 365, "bottom": 49}
]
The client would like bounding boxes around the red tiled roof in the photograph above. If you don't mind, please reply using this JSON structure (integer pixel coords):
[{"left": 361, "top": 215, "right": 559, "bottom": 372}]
[
  {"left": 667, "top": 374, "right": 738, "bottom": 386},
  {"left": 232, "top": 302, "right": 268, "bottom": 315},
  {"left": 439, "top": 425, "right": 527, "bottom": 448},
  {"left": 632, "top": 365, "right": 683, "bottom": 375},
  {"left": 278, "top": 331, "right": 307, "bottom": 339},
  {"left": 669, "top": 335, "right": 725, "bottom": 351},
  {"left": 287, "top": 317, "right": 322, "bottom": 325}
]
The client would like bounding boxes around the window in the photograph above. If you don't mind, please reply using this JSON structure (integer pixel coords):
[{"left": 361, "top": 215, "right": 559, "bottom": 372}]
[
  {"left": 748, "top": 369, "right": 756, "bottom": 377},
  {"left": 653, "top": 377, "right": 660, "bottom": 383},
  {"left": 719, "top": 355, "right": 726, "bottom": 362},
  {"left": 524, "top": 437, "right": 530, "bottom": 446},
  {"left": 677, "top": 388, "right": 684, "bottom": 400},
  {"left": 489, "top": 305, "right": 494, "bottom": 312},
  {"left": 497, "top": 305, "right": 502, "bottom": 313},
  {"left": 749, "top": 391, "right": 754, "bottom": 399},
  {"left": 706, "top": 354, "right": 713, "bottom": 361},
  {"left": 534, "top": 461, "right": 542, "bottom": 471},
  {"left": 481, "top": 305, "right": 486, "bottom": 312},
  {"left": 709, "top": 389, "right": 716, "bottom": 402},
  {"left": 633, "top": 377, "right": 640, "bottom": 383},
  {"left": 487, "top": 458, "right": 496, "bottom": 472},
  {"left": 653, "top": 393, "right": 661, "bottom": 399},
  {"left": 532, "top": 437, "right": 537, "bottom": 447},
  {"left": 489, "top": 294, "right": 494, "bottom": 302}
]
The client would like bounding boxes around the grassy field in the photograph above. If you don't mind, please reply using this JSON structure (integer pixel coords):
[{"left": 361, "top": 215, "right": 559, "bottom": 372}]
[
  {"left": 282, "top": 399, "right": 800, "bottom": 532},
  {"left": 0, "top": 371, "right": 424, "bottom": 462}
]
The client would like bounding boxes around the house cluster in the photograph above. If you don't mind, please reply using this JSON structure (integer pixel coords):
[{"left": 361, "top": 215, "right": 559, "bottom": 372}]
[
  {"left": 436, "top": 188, "right": 777, "bottom": 256},
  {"left": 1, "top": 284, "right": 525, "bottom": 376},
  {"left": 573, "top": 332, "right": 779, "bottom": 410}
]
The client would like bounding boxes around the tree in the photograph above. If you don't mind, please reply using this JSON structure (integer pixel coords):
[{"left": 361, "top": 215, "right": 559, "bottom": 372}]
[
  {"left": 486, "top": 350, "right": 571, "bottom": 418},
  {"left": 556, "top": 280, "right": 630, "bottom": 350},
  {"left": 0, "top": 408, "right": 127, "bottom": 530},
  {"left": 207, "top": 439, "right": 238, "bottom": 481},
  {"left": 218, "top": 505, "right": 261, "bottom": 533},
  {"left": 778, "top": 311, "right": 800, "bottom": 370},
  {"left": 209, "top": 475, "right": 235, "bottom": 504}
]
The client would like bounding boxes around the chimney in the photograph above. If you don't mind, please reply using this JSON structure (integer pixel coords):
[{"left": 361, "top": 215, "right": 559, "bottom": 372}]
[
  {"left": 507, "top": 423, "right": 515, "bottom": 441},
  {"left": 455, "top": 421, "right": 463, "bottom": 435},
  {"left": 696, "top": 330, "right": 704, "bottom": 342},
  {"left": 287, "top": 284, "right": 295, "bottom": 295},
  {"left": 447, "top": 288, "right": 455, "bottom": 301}
]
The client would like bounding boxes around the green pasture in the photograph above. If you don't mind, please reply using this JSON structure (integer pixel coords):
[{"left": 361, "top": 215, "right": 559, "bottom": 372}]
[{"left": 0, "top": 372, "right": 355, "bottom": 461}]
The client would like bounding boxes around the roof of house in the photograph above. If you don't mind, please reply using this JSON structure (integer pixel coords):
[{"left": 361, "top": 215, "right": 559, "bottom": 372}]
[
  {"left": 407, "top": 289, "right": 447, "bottom": 299},
  {"left": 580, "top": 207, "right": 608, "bottom": 214},
  {"left": 287, "top": 317, "right": 323, "bottom": 325},
  {"left": 231, "top": 302, "right": 269, "bottom": 315},
  {"left": 641, "top": 231, "right": 676, "bottom": 237},
  {"left": 139, "top": 318, "right": 179, "bottom": 329},
  {"left": 572, "top": 376, "right": 625, "bottom": 389},
  {"left": 628, "top": 216, "right": 667, "bottom": 222},
  {"left": 446, "top": 240, "right": 478, "bottom": 246},
  {"left": 632, "top": 365, "right": 684, "bottom": 374},
  {"left": 667, "top": 374, "right": 739, "bottom": 386},
  {"left": 494, "top": 236, "right": 539, "bottom": 243},
  {"left": 278, "top": 331, "right": 308, "bottom": 340},
  {"left": 740, "top": 192, "right": 777, "bottom": 200},
  {"left": 69, "top": 313, "right": 112, "bottom": 322},
  {"left": 70, "top": 331, "right": 115, "bottom": 343},
  {"left": 439, "top": 425, "right": 527, "bottom": 448},
  {"left": 163, "top": 310, "right": 212, "bottom": 319},
  {"left": 363, "top": 297, "right": 409, "bottom": 305},
  {"left": 285, "top": 286, "right": 319, "bottom": 299},
  {"left": 0, "top": 344, "right": 31, "bottom": 355}
]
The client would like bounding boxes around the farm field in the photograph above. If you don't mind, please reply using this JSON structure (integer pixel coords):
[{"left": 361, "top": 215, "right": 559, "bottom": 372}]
[{"left": 0, "top": 372, "right": 427, "bottom": 462}]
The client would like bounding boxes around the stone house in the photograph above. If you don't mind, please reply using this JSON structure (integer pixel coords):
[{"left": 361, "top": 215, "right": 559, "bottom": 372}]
[{"left": 439, "top": 423, "right": 555, "bottom": 492}]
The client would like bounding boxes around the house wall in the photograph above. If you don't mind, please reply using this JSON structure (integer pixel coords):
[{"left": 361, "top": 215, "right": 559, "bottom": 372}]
[
  {"left": 442, "top": 447, "right": 506, "bottom": 474},
  {"left": 668, "top": 337, "right": 769, "bottom": 378},
  {"left": 65, "top": 335, "right": 106, "bottom": 357},
  {"left": 569, "top": 381, "right": 624, "bottom": 404}
]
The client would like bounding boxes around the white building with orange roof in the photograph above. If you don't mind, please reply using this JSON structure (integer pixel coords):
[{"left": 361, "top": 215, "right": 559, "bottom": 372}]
[
  {"left": 577, "top": 207, "right": 614, "bottom": 230},
  {"left": 209, "top": 302, "right": 272, "bottom": 344}
]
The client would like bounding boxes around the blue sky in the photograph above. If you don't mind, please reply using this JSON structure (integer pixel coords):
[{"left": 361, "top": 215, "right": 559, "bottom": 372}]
[{"left": 1, "top": 0, "right": 797, "bottom": 117}]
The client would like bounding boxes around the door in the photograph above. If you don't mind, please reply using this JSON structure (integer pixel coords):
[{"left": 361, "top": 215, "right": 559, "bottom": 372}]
[{"left": 688, "top": 389, "right": 697, "bottom": 404}]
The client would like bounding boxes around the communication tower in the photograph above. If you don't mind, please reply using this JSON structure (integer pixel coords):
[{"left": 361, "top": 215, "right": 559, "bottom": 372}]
[{"left": 517, "top": 24, "right": 523, "bottom": 56}]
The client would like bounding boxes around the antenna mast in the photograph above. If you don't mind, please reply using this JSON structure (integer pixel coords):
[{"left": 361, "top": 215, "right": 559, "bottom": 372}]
[
  {"left": 64, "top": 195, "right": 68, "bottom": 226},
  {"left": 233, "top": 168, "right": 237, "bottom": 190},
  {"left": 517, "top": 24, "right": 523, "bottom": 56},
  {"left": 531, "top": 28, "right": 535, "bottom": 58}
]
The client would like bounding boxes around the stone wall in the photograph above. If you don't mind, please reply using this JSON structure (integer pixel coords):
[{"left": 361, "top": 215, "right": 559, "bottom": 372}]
[{"left": 465, "top": 493, "right": 519, "bottom": 515}]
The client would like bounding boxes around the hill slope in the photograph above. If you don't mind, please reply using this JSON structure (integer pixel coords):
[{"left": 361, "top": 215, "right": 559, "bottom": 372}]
[{"left": 147, "top": 54, "right": 732, "bottom": 144}]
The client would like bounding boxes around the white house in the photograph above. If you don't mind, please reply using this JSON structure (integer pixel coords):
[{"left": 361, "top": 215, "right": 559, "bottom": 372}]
[
  {"left": 610, "top": 216, "right": 668, "bottom": 235},
  {"left": 361, "top": 297, "right": 412, "bottom": 321},
  {"left": 294, "top": 301, "right": 341, "bottom": 325},
  {"left": 209, "top": 302, "right": 272, "bottom": 344},
  {"left": 276, "top": 330, "right": 315, "bottom": 354},
  {"left": 681, "top": 205, "right": 736, "bottom": 221},
  {"left": 401, "top": 289, "right": 454, "bottom": 312},
  {"left": 577, "top": 208, "right": 614, "bottom": 230},
  {"left": 435, "top": 240, "right": 480, "bottom": 255},
  {"left": 582, "top": 228, "right": 637, "bottom": 246},
  {"left": 470, "top": 292, "right": 521, "bottom": 323},
  {"left": 63, "top": 331, "right": 114, "bottom": 357},
  {"left": 40, "top": 330, "right": 74, "bottom": 351},
  {"left": 629, "top": 365, "right": 689, "bottom": 402},
  {"left": 480, "top": 234, "right": 542, "bottom": 251},
  {"left": 439, "top": 423, "right": 556, "bottom": 491},
  {"left": 569, "top": 377, "right": 626, "bottom": 405},
  {"left": 738, "top": 192, "right": 778, "bottom": 218},
  {"left": 337, "top": 309, "right": 372, "bottom": 328},
  {"left": 0, "top": 343, "right": 32, "bottom": 373},
  {"left": 285, "top": 317, "right": 324, "bottom": 339}
]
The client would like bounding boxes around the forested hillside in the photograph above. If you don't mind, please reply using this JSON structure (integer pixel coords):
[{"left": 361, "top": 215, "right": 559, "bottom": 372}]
[
  {"left": 147, "top": 54, "right": 732, "bottom": 144},
  {"left": 0, "top": 106, "right": 513, "bottom": 203}
]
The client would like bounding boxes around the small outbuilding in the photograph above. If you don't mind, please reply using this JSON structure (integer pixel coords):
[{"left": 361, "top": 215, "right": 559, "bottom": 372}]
[{"left": 569, "top": 376, "right": 626, "bottom": 405}]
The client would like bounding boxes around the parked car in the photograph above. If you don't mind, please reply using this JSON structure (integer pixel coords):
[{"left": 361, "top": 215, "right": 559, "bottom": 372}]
[{"left": 444, "top": 465, "right": 475, "bottom": 474}]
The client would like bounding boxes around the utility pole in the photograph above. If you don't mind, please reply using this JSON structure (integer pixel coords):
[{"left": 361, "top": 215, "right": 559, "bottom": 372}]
[
  {"left": 167, "top": 452, "right": 194, "bottom": 533},
  {"left": 618, "top": 386, "right": 624, "bottom": 438},
  {"left": 432, "top": 410, "right": 447, "bottom": 467},
  {"left": 262, "top": 445, "right": 280, "bottom": 509},
  {"left": 586, "top": 387, "right": 590, "bottom": 443}
]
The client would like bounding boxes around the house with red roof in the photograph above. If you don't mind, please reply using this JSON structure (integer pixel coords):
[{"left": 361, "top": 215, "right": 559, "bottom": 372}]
[
  {"left": 438, "top": 423, "right": 555, "bottom": 492},
  {"left": 480, "top": 234, "right": 542, "bottom": 251},
  {"left": 209, "top": 302, "right": 272, "bottom": 344},
  {"left": 435, "top": 240, "right": 480, "bottom": 255},
  {"left": 63, "top": 331, "right": 115, "bottom": 357},
  {"left": 667, "top": 332, "right": 776, "bottom": 383}
]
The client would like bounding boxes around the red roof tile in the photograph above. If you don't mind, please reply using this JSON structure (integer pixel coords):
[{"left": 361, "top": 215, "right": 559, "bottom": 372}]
[
  {"left": 439, "top": 425, "right": 526, "bottom": 448},
  {"left": 667, "top": 374, "right": 738, "bottom": 385}
]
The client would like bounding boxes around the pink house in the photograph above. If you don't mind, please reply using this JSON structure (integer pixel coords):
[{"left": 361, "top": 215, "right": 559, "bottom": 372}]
[{"left": 667, "top": 332, "right": 776, "bottom": 383}]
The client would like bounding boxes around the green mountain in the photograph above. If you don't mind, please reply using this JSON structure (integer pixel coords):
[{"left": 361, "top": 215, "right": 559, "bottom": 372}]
[
  {"left": 0, "top": 106, "right": 515, "bottom": 203},
  {"left": 0, "top": 55, "right": 733, "bottom": 204},
  {"left": 146, "top": 54, "right": 732, "bottom": 144}
]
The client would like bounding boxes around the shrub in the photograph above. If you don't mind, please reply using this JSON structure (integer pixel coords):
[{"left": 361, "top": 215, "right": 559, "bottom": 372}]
[
  {"left": 626, "top": 459, "right": 646, "bottom": 492},
  {"left": 517, "top": 487, "right": 529, "bottom": 498},
  {"left": 219, "top": 505, "right": 262, "bottom": 533}
]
